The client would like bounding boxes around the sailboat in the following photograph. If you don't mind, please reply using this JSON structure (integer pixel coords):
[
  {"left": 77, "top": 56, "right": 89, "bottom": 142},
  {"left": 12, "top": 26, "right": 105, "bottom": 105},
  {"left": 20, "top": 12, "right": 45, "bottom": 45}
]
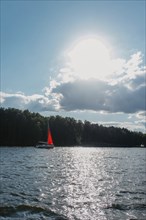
[{"left": 36, "top": 124, "right": 54, "bottom": 149}]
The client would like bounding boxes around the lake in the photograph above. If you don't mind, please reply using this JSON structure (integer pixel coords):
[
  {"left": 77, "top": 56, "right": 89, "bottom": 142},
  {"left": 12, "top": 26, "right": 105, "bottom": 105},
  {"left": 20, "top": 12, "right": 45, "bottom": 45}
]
[{"left": 0, "top": 147, "right": 146, "bottom": 220}]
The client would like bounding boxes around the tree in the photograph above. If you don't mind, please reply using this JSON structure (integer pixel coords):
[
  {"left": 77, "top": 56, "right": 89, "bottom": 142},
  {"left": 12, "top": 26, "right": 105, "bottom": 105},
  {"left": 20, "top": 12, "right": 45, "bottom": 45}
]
[{"left": 0, "top": 107, "right": 145, "bottom": 147}]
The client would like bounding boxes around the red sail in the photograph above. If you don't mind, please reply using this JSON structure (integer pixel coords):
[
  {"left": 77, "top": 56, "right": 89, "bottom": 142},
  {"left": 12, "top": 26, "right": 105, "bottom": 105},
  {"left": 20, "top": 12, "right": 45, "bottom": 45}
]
[{"left": 48, "top": 129, "right": 53, "bottom": 145}]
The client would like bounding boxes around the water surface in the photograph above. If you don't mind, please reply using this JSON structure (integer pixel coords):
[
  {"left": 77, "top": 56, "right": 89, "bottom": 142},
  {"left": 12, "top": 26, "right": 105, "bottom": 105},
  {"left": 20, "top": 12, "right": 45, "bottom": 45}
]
[{"left": 0, "top": 147, "right": 146, "bottom": 219}]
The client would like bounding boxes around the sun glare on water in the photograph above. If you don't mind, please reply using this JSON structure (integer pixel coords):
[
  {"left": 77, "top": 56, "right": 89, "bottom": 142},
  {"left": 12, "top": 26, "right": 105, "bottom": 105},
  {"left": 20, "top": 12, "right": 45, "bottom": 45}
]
[{"left": 68, "top": 37, "right": 111, "bottom": 80}]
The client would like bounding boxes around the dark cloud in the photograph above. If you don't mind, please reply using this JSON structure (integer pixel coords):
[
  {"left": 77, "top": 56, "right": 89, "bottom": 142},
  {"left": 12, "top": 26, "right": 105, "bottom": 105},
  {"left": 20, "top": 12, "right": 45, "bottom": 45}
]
[
  {"left": 52, "top": 79, "right": 110, "bottom": 111},
  {"left": 52, "top": 77, "right": 145, "bottom": 114},
  {"left": 108, "top": 83, "right": 145, "bottom": 113}
]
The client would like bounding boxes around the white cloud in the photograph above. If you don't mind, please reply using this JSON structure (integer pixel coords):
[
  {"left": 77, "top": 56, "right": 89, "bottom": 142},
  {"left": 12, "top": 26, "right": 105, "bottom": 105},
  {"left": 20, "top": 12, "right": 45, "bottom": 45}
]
[
  {"left": 0, "top": 92, "right": 59, "bottom": 112},
  {"left": 109, "top": 52, "right": 145, "bottom": 85},
  {"left": 99, "top": 120, "right": 145, "bottom": 132},
  {"left": 136, "top": 111, "right": 146, "bottom": 119}
]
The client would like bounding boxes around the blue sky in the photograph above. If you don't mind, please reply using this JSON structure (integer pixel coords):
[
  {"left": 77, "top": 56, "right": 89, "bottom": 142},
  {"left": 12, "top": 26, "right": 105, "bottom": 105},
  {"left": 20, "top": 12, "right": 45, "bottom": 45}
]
[{"left": 1, "top": 0, "right": 146, "bottom": 132}]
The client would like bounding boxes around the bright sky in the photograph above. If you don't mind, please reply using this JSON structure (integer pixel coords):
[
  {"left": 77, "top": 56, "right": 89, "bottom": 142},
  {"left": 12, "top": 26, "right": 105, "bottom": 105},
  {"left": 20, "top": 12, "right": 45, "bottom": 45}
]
[{"left": 1, "top": 0, "right": 146, "bottom": 132}]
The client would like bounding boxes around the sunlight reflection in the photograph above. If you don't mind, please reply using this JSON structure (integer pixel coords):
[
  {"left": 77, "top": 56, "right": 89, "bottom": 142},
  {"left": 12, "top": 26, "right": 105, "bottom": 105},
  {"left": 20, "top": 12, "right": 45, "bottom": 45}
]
[{"left": 60, "top": 147, "right": 108, "bottom": 219}]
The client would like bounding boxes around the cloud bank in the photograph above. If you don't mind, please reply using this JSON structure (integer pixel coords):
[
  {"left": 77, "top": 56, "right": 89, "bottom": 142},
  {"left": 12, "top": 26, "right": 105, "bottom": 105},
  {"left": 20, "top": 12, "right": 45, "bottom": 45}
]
[
  {"left": 0, "top": 92, "right": 58, "bottom": 112},
  {"left": 1, "top": 51, "right": 145, "bottom": 131}
]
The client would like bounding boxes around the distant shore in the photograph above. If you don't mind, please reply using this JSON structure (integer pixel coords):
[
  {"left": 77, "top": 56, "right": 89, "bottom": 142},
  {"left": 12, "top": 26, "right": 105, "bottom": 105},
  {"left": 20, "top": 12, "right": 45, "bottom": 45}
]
[
  {"left": 0, "top": 144, "right": 145, "bottom": 148},
  {"left": 0, "top": 108, "right": 145, "bottom": 147}
]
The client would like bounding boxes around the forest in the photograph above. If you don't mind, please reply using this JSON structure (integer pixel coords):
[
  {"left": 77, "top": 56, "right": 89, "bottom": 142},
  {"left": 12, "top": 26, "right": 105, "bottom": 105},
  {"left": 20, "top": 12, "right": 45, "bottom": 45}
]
[{"left": 0, "top": 107, "right": 145, "bottom": 147}]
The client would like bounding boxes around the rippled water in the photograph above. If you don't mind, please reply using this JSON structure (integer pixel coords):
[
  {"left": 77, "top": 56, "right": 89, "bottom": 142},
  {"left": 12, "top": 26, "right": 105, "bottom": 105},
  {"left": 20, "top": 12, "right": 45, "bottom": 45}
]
[{"left": 0, "top": 147, "right": 146, "bottom": 220}]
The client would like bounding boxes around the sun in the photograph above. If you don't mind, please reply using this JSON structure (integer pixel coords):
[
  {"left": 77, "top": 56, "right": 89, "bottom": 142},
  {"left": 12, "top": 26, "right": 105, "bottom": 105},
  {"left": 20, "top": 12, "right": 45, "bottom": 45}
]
[{"left": 67, "top": 37, "right": 111, "bottom": 80}]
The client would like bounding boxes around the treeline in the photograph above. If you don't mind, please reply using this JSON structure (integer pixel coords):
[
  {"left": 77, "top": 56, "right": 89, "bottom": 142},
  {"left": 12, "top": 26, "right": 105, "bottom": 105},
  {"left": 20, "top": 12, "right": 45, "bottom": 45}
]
[{"left": 0, "top": 108, "right": 145, "bottom": 147}]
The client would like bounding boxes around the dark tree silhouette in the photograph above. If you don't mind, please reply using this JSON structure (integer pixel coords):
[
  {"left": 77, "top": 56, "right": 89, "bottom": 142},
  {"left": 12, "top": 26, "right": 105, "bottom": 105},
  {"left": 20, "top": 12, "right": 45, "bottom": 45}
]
[{"left": 0, "top": 108, "right": 145, "bottom": 147}]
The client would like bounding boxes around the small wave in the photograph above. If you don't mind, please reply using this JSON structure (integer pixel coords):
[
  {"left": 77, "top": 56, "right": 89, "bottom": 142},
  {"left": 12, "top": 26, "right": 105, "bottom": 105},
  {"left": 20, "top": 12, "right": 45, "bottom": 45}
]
[
  {"left": 106, "top": 203, "right": 146, "bottom": 210},
  {"left": 105, "top": 156, "right": 121, "bottom": 159},
  {"left": 120, "top": 190, "right": 135, "bottom": 194},
  {"left": 120, "top": 190, "right": 146, "bottom": 195},
  {"left": 0, "top": 205, "right": 48, "bottom": 217},
  {"left": 0, "top": 205, "right": 68, "bottom": 219},
  {"left": 129, "top": 219, "right": 146, "bottom": 220},
  {"left": 132, "top": 196, "right": 143, "bottom": 200}
]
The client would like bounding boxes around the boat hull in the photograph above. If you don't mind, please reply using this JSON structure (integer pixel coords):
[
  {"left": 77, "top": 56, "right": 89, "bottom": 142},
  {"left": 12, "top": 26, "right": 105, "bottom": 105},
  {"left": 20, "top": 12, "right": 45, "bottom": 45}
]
[{"left": 36, "top": 144, "right": 54, "bottom": 149}]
